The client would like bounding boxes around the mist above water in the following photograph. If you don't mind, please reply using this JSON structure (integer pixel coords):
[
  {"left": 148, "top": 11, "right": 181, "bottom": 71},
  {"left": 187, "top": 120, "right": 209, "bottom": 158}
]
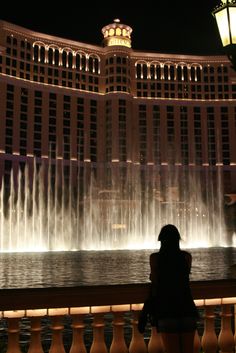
[{"left": 0, "top": 161, "right": 229, "bottom": 252}]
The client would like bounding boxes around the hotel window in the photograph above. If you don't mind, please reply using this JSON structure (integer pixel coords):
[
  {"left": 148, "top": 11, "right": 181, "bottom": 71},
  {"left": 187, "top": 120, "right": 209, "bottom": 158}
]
[
  {"left": 191, "top": 66, "right": 201, "bottom": 82},
  {"left": 136, "top": 64, "right": 141, "bottom": 79},
  {"left": 4, "top": 160, "right": 12, "bottom": 186},
  {"left": 51, "top": 50, "right": 58, "bottom": 66},
  {"left": 5, "top": 84, "right": 14, "bottom": 154},
  {"left": 75, "top": 54, "right": 81, "bottom": 69},
  {"left": 221, "top": 107, "right": 230, "bottom": 165},
  {"left": 48, "top": 48, "right": 59, "bottom": 65},
  {"left": 139, "top": 105, "right": 147, "bottom": 164},
  {"left": 150, "top": 64, "right": 160, "bottom": 80},
  {"left": 105, "top": 101, "right": 112, "bottom": 162},
  {"left": 48, "top": 93, "right": 57, "bottom": 159},
  {"left": 119, "top": 99, "right": 126, "bottom": 161},
  {"left": 34, "top": 91, "right": 42, "bottom": 157},
  {"left": 156, "top": 65, "right": 161, "bottom": 80},
  {"left": 167, "top": 106, "right": 175, "bottom": 164},
  {"left": 143, "top": 65, "right": 147, "bottom": 80},
  {"left": 20, "top": 88, "right": 28, "bottom": 155},
  {"left": 177, "top": 83, "right": 183, "bottom": 98},
  {"left": 39, "top": 46, "right": 45, "bottom": 64},
  {"left": 210, "top": 76, "right": 215, "bottom": 83},
  {"left": 20, "top": 61, "right": 25, "bottom": 78},
  {"left": 180, "top": 106, "right": 188, "bottom": 165},
  {"left": 193, "top": 107, "right": 202, "bottom": 165},
  {"left": 164, "top": 65, "right": 169, "bottom": 80},
  {"left": 77, "top": 98, "right": 84, "bottom": 161},
  {"left": 163, "top": 65, "right": 174, "bottom": 81},
  {"left": 150, "top": 64, "right": 155, "bottom": 80},
  {"left": 88, "top": 56, "right": 99, "bottom": 74},
  {"left": 90, "top": 100, "right": 97, "bottom": 162},
  {"left": 235, "top": 107, "right": 236, "bottom": 130},
  {"left": 63, "top": 96, "right": 71, "bottom": 160},
  {"left": 136, "top": 63, "right": 148, "bottom": 80},
  {"left": 191, "top": 67, "right": 195, "bottom": 81},
  {"left": 47, "top": 48, "right": 53, "bottom": 65},
  {"left": 12, "top": 49, "right": 17, "bottom": 57},
  {"left": 232, "top": 85, "right": 236, "bottom": 99},
  {"left": 68, "top": 53, "right": 73, "bottom": 69},
  {"left": 62, "top": 51, "right": 67, "bottom": 68},
  {"left": 170, "top": 66, "right": 175, "bottom": 80},
  {"left": 81, "top": 56, "right": 86, "bottom": 71},
  {"left": 177, "top": 66, "right": 182, "bottom": 81},
  {"left": 207, "top": 107, "right": 216, "bottom": 165},
  {"left": 153, "top": 105, "right": 160, "bottom": 164}
]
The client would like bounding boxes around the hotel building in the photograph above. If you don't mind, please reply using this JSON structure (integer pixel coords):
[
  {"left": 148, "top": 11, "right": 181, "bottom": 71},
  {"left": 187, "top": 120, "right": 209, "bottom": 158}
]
[{"left": 0, "top": 18, "right": 235, "bottom": 206}]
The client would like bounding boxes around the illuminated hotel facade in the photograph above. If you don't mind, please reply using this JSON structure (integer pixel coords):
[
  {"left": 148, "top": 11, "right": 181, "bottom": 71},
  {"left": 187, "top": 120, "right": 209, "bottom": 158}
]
[{"left": 0, "top": 19, "right": 236, "bottom": 200}]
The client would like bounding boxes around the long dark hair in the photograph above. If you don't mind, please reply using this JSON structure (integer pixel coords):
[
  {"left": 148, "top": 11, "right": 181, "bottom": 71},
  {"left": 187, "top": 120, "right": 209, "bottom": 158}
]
[{"left": 158, "top": 224, "right": 181, "bottom": 252}]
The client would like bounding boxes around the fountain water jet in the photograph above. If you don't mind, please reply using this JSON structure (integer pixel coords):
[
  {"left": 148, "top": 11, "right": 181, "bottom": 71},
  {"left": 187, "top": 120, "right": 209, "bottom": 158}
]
[{"left": 0, "top": 160, "right": 228, "bottom": 252}]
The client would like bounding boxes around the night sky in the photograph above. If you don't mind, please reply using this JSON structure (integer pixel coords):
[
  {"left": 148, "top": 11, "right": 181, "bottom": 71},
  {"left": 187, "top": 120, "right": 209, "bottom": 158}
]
[{"left": 1, "top": 0, "right": 224, "bottom": 55}]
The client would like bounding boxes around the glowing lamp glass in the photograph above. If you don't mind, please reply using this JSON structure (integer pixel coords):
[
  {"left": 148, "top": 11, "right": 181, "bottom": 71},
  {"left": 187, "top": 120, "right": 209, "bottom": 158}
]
[
  {"left": 215, "top": 8, "right": 231, "bottom": 46},
  {"left": 214, "top": 4, "right": 236, "bottom": 46},
  {"left": 229, "top": 7, "right": 236, "bottom": 43}
]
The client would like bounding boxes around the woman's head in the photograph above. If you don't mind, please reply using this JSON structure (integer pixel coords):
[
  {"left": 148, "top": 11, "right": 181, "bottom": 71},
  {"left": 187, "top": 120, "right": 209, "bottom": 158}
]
[{"left": 158, "top": 224, "right": 181, "bottom": 250}]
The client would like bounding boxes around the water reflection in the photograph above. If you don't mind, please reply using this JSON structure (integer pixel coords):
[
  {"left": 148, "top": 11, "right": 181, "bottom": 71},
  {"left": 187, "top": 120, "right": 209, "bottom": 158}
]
[{"left": 0, "top": 248, "right": 235, "bottom": 289}]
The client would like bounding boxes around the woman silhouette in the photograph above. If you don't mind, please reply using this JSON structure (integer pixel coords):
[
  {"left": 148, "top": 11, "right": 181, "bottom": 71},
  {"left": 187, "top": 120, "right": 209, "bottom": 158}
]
[{"left": 139, "top": 224, "right": 198, "bottom": 353}]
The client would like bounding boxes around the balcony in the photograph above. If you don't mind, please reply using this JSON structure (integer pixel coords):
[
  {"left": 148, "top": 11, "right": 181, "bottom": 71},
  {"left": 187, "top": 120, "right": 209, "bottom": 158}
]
[{"left": 0, "top": 279, "right": 236, "bottom": 352}]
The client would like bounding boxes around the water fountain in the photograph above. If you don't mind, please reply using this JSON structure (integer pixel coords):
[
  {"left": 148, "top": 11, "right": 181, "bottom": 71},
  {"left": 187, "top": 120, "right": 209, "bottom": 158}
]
[{"left": 0, "top": 159, "right": 228, "bottom": 252}]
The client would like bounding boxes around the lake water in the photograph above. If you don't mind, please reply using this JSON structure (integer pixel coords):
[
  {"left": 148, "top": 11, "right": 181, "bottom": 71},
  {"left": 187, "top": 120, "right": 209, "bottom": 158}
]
[{"left": 0, "top": 247, "right": 236, "bottom": 289}]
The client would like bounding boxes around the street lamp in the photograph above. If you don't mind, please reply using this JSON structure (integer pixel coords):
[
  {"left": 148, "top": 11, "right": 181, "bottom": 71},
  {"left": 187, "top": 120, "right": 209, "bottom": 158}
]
[{"left": 212, "top": 0, "right": 236, "bottom": 70}]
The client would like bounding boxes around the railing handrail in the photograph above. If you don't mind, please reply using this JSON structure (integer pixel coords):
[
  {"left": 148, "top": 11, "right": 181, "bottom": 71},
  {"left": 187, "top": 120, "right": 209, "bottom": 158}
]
[{"left": 0, "top": 279, "right": 236, "bottom": 311}]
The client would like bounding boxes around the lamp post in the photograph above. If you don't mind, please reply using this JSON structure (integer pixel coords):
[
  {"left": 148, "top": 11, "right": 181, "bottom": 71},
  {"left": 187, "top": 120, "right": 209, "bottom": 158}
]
[{"left": 212, "top": 0, "right": 236, "bottom": 70}]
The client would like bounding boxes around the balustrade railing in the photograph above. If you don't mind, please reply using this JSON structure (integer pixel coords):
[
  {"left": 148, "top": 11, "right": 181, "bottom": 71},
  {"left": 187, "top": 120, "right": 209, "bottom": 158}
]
[{"left": 0, "top": 279, "right": 236, "bottom": 353}]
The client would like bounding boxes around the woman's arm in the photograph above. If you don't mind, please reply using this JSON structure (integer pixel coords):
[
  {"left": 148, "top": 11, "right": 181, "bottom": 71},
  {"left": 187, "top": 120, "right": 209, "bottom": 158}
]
[
  {"left": 149, "top": 252, "right": 158, "bottom": 282},
  {"left": 184, "top": 251, "right": 192, "bottom": 273}
]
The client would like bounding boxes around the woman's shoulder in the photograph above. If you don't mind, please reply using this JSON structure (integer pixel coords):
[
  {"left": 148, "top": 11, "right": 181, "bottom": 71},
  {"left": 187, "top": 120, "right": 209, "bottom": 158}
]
[
  {"left": 181, "top": 250, "right": 192, "bottom": 259},
  {"left": 150, "top": 251, "right": 159, "bottom": 259},
  {"left": 180, "top": 250, "right": 192, "bottom": 268},
  {"left": 149, "top": 251, "right": 159, "bottom": 264}
]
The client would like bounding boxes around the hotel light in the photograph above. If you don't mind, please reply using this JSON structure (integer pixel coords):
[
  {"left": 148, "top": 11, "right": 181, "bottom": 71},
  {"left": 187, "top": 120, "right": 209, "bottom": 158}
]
[{"left": 112, "top": 224, "right": 126, "bottom": 229}]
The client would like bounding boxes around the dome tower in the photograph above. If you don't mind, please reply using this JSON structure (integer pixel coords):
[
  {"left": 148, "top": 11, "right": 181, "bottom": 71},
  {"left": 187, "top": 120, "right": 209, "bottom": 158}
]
[{"left": 102, "top": 19, "right": 133, "bottom": 48}]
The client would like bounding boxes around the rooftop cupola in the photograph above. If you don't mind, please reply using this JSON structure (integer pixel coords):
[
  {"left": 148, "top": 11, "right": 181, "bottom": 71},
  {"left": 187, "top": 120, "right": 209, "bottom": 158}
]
[{"left": 102, "top": 19, "right": 132, "bottom": 48}]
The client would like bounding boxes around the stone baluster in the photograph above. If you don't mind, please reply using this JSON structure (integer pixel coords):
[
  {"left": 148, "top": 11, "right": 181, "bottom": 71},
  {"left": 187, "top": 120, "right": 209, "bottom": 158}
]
[
  {"left": 90, "top": 313, "right": 108, "bottom": 353},
  {"left": 69, "top": 314, "right": 87, "bottom": 353},
  {"left": 110, "top": 311, "right": 128, "bottom": 353},
  {"left": 193, "top": 329, "right": 201, "bottom": 353},
  {"left": 6, "top": 318, "right": 21, "bottom": 353},
  {"left": 4, "top": 311, "right": 25, "bottom": 353},
  {"left": 129, "top": 310, "right": 147, "bottom": 353},
  {"left": 193, "top": 300, "right": 203, "bottom": 353},
  {"left": 28, "top": 317, "right": 44, "bottom": 353},
  {"left": 201, "top": 305, "right": 218, "bottom": 353},
  {"left": 49, "top": 316, "right": 66, "bottom": 353},
  {"left": 148, "top": 327, "right": 164, "bottom": 353},
  {"left": 234, "top": 304, "right": 236, "bottom": 348},
  {"left": 218, "top": 304, "right": 234, "bottom": 353}
]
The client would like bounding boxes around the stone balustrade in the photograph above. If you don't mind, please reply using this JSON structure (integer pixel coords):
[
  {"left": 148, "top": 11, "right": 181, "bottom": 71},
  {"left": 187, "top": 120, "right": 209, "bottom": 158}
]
[{"left": 0, "top": 279, "right": 235, "bottom": 352}]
